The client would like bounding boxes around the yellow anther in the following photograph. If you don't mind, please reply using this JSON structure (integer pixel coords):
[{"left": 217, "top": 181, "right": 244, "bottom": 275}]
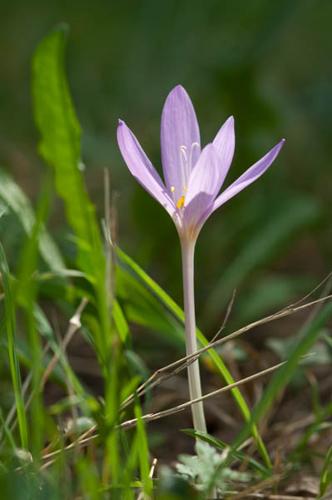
[
  {"left": 176, "top": 195, "right": 185, "bottom": 209},
  {"left": 170, "top": 186, "right": 175, "bottom": 193}
]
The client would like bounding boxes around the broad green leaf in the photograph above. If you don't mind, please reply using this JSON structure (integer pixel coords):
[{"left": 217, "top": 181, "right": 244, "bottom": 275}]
[
  {"left": 113, "top": 300, "right": 129, "bottom": 342},
  {"left": 32, "top": 26, "right": 111, "bottom": 358},
  {"left": 33, "top": 26, "right": 87, "bottom": 246},
  {"left": 32, "top": 25, "right": 105, "bottom": 284}
]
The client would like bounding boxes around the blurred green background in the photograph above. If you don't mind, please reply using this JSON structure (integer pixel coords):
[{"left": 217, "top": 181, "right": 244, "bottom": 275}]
[{"left": 1, "top": 0, "right": 331, "bottom": 333}]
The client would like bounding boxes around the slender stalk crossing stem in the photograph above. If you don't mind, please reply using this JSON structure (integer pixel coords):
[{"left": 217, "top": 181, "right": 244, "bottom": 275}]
[{"left": 180, "top": 238, "right": 207, "bottom": 433}]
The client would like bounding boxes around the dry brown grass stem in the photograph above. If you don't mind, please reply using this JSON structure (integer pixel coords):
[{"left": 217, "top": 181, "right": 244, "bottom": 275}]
[
  {"left": 121, "top": 293, "right": 332, "bottom": 411},
  {"left": 42, "top": 359, "right": 285, "bottom": 463},
  {"left": 40, "top": 290, "right": 332, "bottom": 466}
]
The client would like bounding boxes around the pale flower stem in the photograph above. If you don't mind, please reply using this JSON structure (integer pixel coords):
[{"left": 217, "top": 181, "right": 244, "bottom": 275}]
[{"left": 180, "top": 238, "right": 207, "bottom": 434}]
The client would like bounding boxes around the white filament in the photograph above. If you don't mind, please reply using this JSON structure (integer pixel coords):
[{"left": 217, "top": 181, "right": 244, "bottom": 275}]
[{"left": 177, "top": 142, "right": 200, "bottom": 198}]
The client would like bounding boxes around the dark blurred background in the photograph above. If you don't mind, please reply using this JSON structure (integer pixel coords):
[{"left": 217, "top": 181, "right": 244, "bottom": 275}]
[{"left": 1, "top": 0, "right": 331, "bottom": 334}]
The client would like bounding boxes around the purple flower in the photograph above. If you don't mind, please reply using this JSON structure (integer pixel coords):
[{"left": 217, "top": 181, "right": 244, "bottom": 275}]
[{"left": 117, "top": 85, "right": 285, "bottom": 241}]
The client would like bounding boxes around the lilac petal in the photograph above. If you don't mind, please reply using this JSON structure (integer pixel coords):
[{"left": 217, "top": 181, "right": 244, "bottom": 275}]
[
  {"left": 213, "top": 139, "right": 285, "bottom": 211},
  {"left": 160, "top": 85, "right": 201, "bottom": 202},
  {"left": 183, "top": 144, "right": 220, "bottom": 229},
  {"left": 185, "top": 144, "right": 221, "bottom": 205},
  {"left": 117, "top": 120, "right": 175, "bottom": 215},
  {"left": 212, "top": 116, "right": 235, "bottom": 187}
]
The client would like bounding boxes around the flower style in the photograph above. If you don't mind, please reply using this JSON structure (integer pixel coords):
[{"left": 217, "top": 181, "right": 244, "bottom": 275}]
[{"left": 117, "top": 85, "right": 285, "bottom": 242}]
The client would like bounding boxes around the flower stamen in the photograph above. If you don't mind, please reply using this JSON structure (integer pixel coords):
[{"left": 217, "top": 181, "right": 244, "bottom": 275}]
[
  {"left": 179, "top": 145, "right": 189, "bottom": 180},
  {"left": 176, "top": 195, "right": 185, "bottom": 209},
  {"left": 189, "top": 142, "right": 200, "bottom": 170}
]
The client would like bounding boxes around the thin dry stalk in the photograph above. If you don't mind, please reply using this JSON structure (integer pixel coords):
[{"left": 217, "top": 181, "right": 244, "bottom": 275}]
[
  {"left": 56, "top": 293, "right": 332, "bottom": 460},
  {"left": 41, "top": 360, "right": 285, "bottom": 464},
  {"left": 137, "top": 458, "right": 158, "bottom": 500},
  {"left": 251, "top": 273, "right": 332, "bottom": 448},
  {"left": 236, "top": 495, "right": 313, "bottom": 500},
  {"left": 226, "top": 473, "right": 283, "bottom": 499},
  {"left": 120, "top": 361, "right": 285, "bottom": 430},
  {"left": 6, "top": 298, "right": 88, "bottom": 439},
  {"left": 40, "top": 297, "right": 88, "bottom": 389},
  {"left": 278, "top": 270, "right": 332, "bottom": 312},
  {"left": 103, "top": 168, "right": 115, "bottom": 308},
  {"left": 121, "top": 293, "right": 332, "bottom": 411},
  {"left": 210, "top": 289, "right": 237, "bottom": 344},
  {"left": 4, "top": 342, "right": 50, "bottom": 433},
  {"left": 40, "top": 288, "right": 332, "bottom": 467}
]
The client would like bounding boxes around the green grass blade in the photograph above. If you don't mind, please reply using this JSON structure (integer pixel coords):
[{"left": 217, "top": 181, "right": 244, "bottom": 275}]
[
  {"left": 0, "top": 409, "right": 17, "bottom": 450},
  {"left": 0, "top": 244, "right": 29, "bottom": 449},
  {"left": 122, "top": 435, "right": 139, "bottom": 500},
  {"left": 196, "top": 333, "right": 271, "bottom": 467},
  {"left": 134, "top": 403, "right": 153, "bottom": 496},
  {"left": 320, "top": 443, "right": 332, "bottom": 497},
  {"left": 204, "top": 303, "right": 332, "bottom": 493},
  {"left": 232, "top": 303, "right": 332, "bottom": 451},
  {"left": 76, "top": 458, "right": 101, "bottom": 500},
  {"left": 15, "top": 182, "right": 52, "bottom": 457},
  {"left": 113, "top": 300, "right": 129, "bottom": 342}
]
